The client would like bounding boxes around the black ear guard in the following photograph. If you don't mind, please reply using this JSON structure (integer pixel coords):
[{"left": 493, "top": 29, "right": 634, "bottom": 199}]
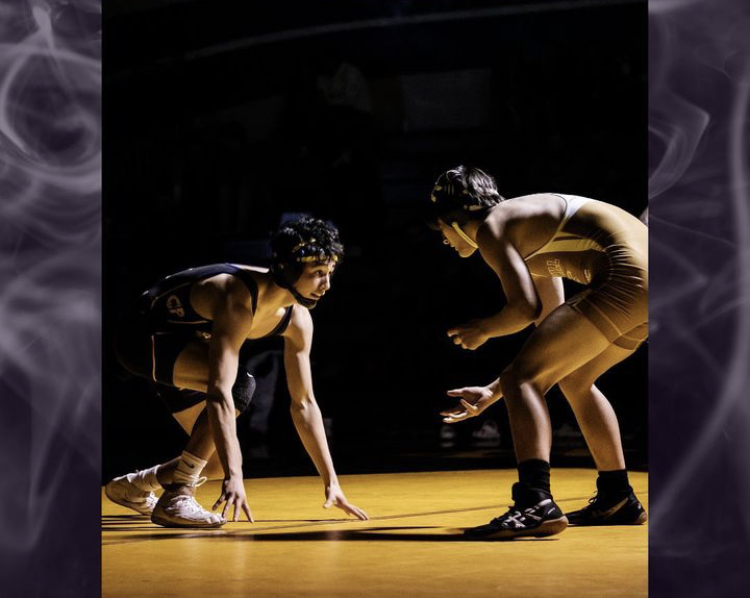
[{"left": 270, "top": 238, "right": 341, "bottom": 309}]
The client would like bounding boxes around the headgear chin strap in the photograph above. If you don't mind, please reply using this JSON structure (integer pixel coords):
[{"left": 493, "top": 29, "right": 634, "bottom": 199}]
[
  {"left": 450, "top": 222, "right": 478, "bottom": 249},
  {"left": 271, "top": 237, "right": 340, "bottom": 309},
  {"left": 271, "top": 267, "right": 319, "bottom": 309}
]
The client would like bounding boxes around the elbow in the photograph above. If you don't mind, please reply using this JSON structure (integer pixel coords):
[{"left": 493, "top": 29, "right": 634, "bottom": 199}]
[
  {"left": 531, "top": 301, "right": 543, "bottom": 322},
  {"left": 206, "top": 384, "right": 234, "bottom": 412},
  {"left": 290, "top": 396, "right": 316, "bottom": 417},
  {"left": 519, "top": 299, "right": 542, "bottom": 323}
]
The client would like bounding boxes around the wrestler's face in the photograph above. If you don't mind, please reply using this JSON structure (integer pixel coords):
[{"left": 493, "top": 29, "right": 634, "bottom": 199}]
[
  {"left": 438, "top": 220, "right": 477, "bottom": 258},
  {"left": 295, "top": 260, "right": 336, "bottom": 302}
]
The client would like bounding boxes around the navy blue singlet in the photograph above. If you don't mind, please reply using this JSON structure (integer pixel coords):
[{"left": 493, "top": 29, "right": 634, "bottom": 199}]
[{"left": 136, "top": 264, "right": 293, "bottom": 337}]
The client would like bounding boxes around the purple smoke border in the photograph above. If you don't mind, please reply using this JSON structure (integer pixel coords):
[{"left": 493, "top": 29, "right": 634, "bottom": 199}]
[
  {"left": 649, "top": 0, "right": 750, "bottom": 597},
  {"left": 0, "top": 1, "right": 101, "bottom": 597},
  {"left": 0, "top": 0, "right": 749, "bottom": 596}
]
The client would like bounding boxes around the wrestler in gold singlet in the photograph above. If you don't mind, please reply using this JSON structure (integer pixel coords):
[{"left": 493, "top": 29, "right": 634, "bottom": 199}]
[
  {"left": 523, "top": 194, "right": 648, "bottom": 351},
  {"left": 428, "top": 166, "right": 648, "bottom": 541}
]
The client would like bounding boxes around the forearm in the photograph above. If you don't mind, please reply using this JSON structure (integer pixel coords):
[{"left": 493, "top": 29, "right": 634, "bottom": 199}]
[
  {"left": 206, "top": 391, "right": 243, "bottom": 479},
  {"left": 486, "top": 378, "right": 504, "bottom": 401},
  {"left": 481, "top": 304, "right": 538, "bottom": 338},
  {"left": 290, "top": 398, "right": 338, "bottom": 487}
]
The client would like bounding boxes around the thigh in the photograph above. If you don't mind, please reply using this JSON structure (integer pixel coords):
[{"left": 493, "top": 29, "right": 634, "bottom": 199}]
[
  {"left": 566, "top": 253, "right": 648, "bottom": 345},
  {"left": 507, "top": 304, "right": 612, "bottom": 392},
  {"left": 613, "top": 323, "right": 648, "bottom": 351},
  {"left": 558, "top": 343, "right": 638, "bottom": 397},
  {"left": 172, "top": 340, "right": 210, "bottom": 392},
  {"left": 172, "top": 400, "right": 208, "bottom": 434},
  {"left": 171, "top": 342, "right": 243, "bottom": 431},
  {"left": 170, "top": 396, "right": 242, "bottom": 435}
]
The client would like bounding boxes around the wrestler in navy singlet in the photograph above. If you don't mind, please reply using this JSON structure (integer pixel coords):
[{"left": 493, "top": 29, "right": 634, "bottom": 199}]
[{"left": 117, "top": 264, "right": 293, "bottom": 388}]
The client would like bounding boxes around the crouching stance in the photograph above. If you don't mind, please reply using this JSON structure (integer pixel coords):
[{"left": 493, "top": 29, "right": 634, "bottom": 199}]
[
  {"left": 429, "top": 166, "right": 648, "bottom": 540},
  {"left": 106, "top": 218, "right": 368, "bottom": 528}
]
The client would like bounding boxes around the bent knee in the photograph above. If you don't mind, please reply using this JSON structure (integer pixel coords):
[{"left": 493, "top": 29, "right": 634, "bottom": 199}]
[
  {"left": 558, "top": 372, "right": 595, "bottom": 401},
  {"left": 499, "top": 367, "right": 547, "bottom": 399}
]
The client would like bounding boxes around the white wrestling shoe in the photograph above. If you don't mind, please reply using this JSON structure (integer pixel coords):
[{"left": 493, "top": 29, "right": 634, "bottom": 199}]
[
  {"left": 105, "top": 473, "right": 158, "bottom": 516},
  {"left": 151, "top": 486, "right": 226, "bottom": 528}
]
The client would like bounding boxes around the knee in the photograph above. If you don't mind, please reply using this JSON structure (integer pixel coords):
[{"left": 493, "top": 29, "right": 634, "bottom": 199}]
[
  {"left": 499, "top": 366, "right": 536, "bottom": 400},
  {"left": 500, "top": 361, "right": 558, "bottom": 400},
  {"left": 558, "top": 371, "right": 594, "bottom": 401}
]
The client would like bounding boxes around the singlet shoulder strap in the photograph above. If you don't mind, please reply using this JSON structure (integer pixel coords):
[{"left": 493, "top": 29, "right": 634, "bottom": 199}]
[
  {"left": 225, "top": 264, "right": 292, "bottom": 336},
  {"left": 268, "top": 305, "right": 294, "bottom": 337},
  {"left": 524, "top": 194, "right": 589, "bottom": 260},
  {"left": 524, "top": 194, "right": 568, "bottom": 260},
  {"left": 224, "top": 264, "right": 259, "bottom": 315},
  {"left": 553, "top": 194, "right": 591, "bottom": 227}
]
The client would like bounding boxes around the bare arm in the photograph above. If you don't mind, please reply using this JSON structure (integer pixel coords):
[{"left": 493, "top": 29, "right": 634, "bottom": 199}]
[
  {"left": 283, "top": 308, "right": 368, "bottom": 520},
  {"left": 478, "top": 222, "right": 542, "bottom": 334},
  {"left": 442, "top": 267, "right": 565, "bottom": 421},
  {"left": 205, "top": 281, "right": 254, "bottom": 521},
  {"left": 482, "top": 276, "right": 564, "bottom": 398},
  {"left": 448, "top": 222, "right": 541, "bottom": 351}
]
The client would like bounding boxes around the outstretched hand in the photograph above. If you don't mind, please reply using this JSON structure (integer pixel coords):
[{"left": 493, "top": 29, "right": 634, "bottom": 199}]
[
  {"left": 447, "top": 319, "right": 489, "bottom": 350},
  {"left": 440, "top": 385, "right": 497, "bottom": 423},
  {"left": 323, "top": 484, "right": 369, "bottom": 521},
  {"left": 213, "top": 476, "right": 254, "bottom": 523}
]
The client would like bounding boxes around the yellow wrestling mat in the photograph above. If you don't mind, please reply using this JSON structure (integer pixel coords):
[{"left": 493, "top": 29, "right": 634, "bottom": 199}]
[{"left": 102, "top": 469, "right": 647, "bottom": 598}]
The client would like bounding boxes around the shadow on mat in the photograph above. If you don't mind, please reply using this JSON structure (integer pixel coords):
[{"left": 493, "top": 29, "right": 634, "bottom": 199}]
[
  {"left": 102, "top": 525, "right": 559, "bottom": 544},
  {"left": 223, "top": 527, "right": 559, "bottom": 543},
  {"left": 101, "top": 517, "right": 355, "bottom": 533}
]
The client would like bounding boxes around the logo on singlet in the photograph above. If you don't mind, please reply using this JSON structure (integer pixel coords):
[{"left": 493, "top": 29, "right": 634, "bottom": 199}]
[
  {"left": 166, "top": 295, "right": 185, "bottom": 318},
  {"left": 546, "top": 259, "right": 565, "bottom": 278}
]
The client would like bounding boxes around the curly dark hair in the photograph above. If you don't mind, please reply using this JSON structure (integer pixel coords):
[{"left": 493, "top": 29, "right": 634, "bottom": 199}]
[
  {"left": 427, "top": 165, "right": 505, "bottom": 227},
  {"left": 270, "top": 217, "right": 344, "bottom": 270}
]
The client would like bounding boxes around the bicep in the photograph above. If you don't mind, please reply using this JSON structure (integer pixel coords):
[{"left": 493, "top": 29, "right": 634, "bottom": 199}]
[
  {"left": 284, "top": 342, "right": 314, "bottom": 403},
  {"left": 283, "top": 312, "right": 315, "bottom": 403},
  {"left": 207, "top": 300, "right": 254, "bottom": 393},
  {"left": 478, "top": 232, "right": 539, "bottom": 313}
]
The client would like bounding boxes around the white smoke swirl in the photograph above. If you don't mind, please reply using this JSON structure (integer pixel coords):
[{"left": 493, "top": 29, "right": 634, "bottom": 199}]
[
  {"left": 0, "top": 0, "right": 101, "bottom": 591},
  {"left": 649, "top": 0, "right": 750, "bottom": 577}
]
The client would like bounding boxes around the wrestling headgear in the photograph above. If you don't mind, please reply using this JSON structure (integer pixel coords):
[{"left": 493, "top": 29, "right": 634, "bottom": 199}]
[
  {"left": 426, "top": 166, "right": 504, "bottom": 249},
  {"left": 428, "top": 166, "right": 503, "bottom": 222},
  {"left": 270, "top": 218, "right": 344, "bottom": 308}
]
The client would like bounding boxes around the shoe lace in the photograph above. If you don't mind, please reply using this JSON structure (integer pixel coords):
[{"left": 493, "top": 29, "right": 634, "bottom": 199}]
[
  {"left": 491, "top": 505, "right": 531, "bottom": 529},
  {"left": 583, "top": 491, "right": 631, "bottom": 513},
  {"left": 173, "top": 476, "right": 208, "bottom": 490},
  {"left": 144, "top": 492, "right": 158, "bottom": 510},
  {"left": 170, "top": 494, "right": 213, "bottom": 517},
  {"left": 574, "top": 490, "right": 604, "bottom": 513}
]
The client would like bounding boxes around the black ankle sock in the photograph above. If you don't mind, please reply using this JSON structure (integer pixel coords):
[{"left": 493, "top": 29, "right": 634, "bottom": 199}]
[
  {"left": 517, "top": 459, "right": 552, "bottom": 498},
  {"left": 596, "top": 469, "right": 632, "bottom": 499}
]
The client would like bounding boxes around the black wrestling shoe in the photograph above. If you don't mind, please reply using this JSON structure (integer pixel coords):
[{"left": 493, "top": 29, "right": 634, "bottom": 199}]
[
  {"left": 566, "top": 490, "right": 648, "bottom": 526},
  {"left": 464, "top": 484, "right": 568, "bottom": 540}
]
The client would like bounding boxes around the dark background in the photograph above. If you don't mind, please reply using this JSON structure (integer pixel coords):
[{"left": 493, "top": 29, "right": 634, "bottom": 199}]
[
  {"left": 4, "top": 0, "right": 750, "bottom": 597},
  {"left": 103, "top": 0, "right": 648, "bottom": 480}
]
